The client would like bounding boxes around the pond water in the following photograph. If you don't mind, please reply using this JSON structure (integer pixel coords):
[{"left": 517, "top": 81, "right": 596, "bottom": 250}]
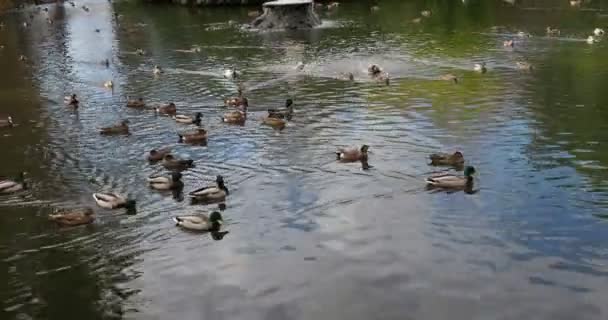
[{"left": 2, "top": 0, "right": 608, "bottom": 319}]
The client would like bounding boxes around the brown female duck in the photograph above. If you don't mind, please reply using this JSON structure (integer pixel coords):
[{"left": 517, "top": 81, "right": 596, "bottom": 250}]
[
  {"left": 100, "top": 120, "right": 129, "bottom": 135},
  {"left": 267, "top": 99, "right": 294, "bottom": 120},
  {"left": 126, "top": 98, "right": 146, "bottom": 109},
  {"left": 147, "top": 148, "right": 171, "bottom": 162},
  {"left": 178, "top": 128, "right": 208, "bottom": 143},
  {"left": 48, "top": 208, "right": 95, "bottom": 226},
  {"left": 429, "top": 151, "right": 465, "bottom": 166},
  {"left": 155, "top": 103, "right": 177, "bottom": 116}
]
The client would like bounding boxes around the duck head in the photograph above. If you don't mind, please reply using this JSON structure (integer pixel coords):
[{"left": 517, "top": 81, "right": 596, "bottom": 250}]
[
  {"left": 194, "top": 112, "right": 203, "bottom": 124},
  {"left": 464, "top": 166, "right": 476, "bottom": 177},
  {"left": 360, "top": 145, "right": 370, "bottom": 153},
  {"left": 121, "top": 119, "right": 130, "bottom": 126},
  {"left": 216, "top": 175, "right": 229, "bottom": 194},
  {"left": 209, "top": 211, "right": 224, "bottom": 230}
]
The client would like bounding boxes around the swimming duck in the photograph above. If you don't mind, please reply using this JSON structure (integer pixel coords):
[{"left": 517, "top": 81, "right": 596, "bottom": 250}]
[
  {"left": 0, "top": 116, "right": 14, "bottom": 128},
  {"left": 174, "top": 112, "right": 203, "bottom": 125},
  {"left": 337, "top": 145, "right": 369, "bottom": 162},
  {"left": 126, "top": 98, "right": 145, "bottom": 109},
  {"left": 546, "top": 27, "right": 560, "bottom": 36},
  {"left": 267, "top": 99, "right": 294, "bottom": 120},
  {"left": 148, "top": 171, "right": 184, "bottom": 190},
  {"left": 153, "top": 65, "right": 163, "bottom": 75},
  {"left": 368, "top": 64, "right": 382, "bottom": 77},
  {"left": 92, "top": 192, "right": 136, "bottom": 211},
  {"left": 570, "top": 0, "right": 582, "bottom": 7},
  {"left": 99, "top": 120, "right": 129, "bottom": 135},
  {"left": 222, "top": 101, "right": 247, "bottom": 124},
  {"left": 327, "top": 2, "right": 339, "bottom": 10},
  {"left": 516, "top": 61, "right": 534, "bottom": 70},
  {"left": 173, "top": 211, "right": 223, "bottom": 232},
  {"left": 189, "top": 175, "right": 229, "bottom": 203},
  {"left": 49, "top": 208, "right": 94, "bottom": 226},
  {"left": 594, "top": 28, "right": 605, "bottom": 36},
  {"left": 339, "top": 72, "right": 355, "bottom": 81},
  {"left": 421, "top": 10, "right": 432, "bottom": 17},
  {"left": 104, "top": 80, "right": 114, "bottom": 88},
  {"left": 82, "top": 5, "right": 90, "bottom": 12},
  {"left": 224, "top": 69, "right": 239, "bottom": 79},
  {"left": 147, "top": 148, "right": 171, "bottom": 162},
  {"left": 135, "top": 48, "right": 146, "bottom": 56},
  {"left": 262, "top": 117, "right": 286, "bottom": 130},
  {"left": 0, "top": 172, "right": 27, "bottom": 194},
  {"left": 439, "top": 74, "right": 458, "bottom": 83},
  {"left": 161, "top": 154, "right": 194, "bottom": 171},
  {"left": 474, "top": 63, "right": 487, "bottom": 73},
  {"left": 429, "top": 151, "right": 465, "bottom": 166},
  {"left": 224, "top": 89, "right": 246, "bottom": 108},
  {"left": 295, "top": 62, "right": 305, "bottom": 71},
  {"left": 178, "top": 128, "right": 207, "bottom": 143},
  {"left": 425, "top": 166, "right": 476, "bottom": 189},
  {"left": 248, "top": 10, "right": 261, "bottom": 18},
  {"left": 503, "top": 39, "right": 514, "bottom": 47},
  {"left": 156, "top": 103, "right": 177, "bottom": 115},
  {"left": 587, "top": 35, "right": 598, "bottom": 44}
]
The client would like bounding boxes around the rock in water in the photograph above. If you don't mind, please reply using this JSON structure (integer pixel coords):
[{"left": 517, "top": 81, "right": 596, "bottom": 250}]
[{"left": 251, "top": 0, "right": 321, "bottom": 30}]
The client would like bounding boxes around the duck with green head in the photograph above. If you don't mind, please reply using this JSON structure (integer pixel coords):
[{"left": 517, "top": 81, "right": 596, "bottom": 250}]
[
  {"left": 161, "top": 154, "right": 194, "bottom": 171},
  {"left": 267, "top": 99, "right": 294, "bottom": 120},
  {"left": 48, "top": 207, "right": 95, "bottom": 226},
  {"left": 174, "top": 112, "right": 203, "bottom": 125},
  {"left": 189, "top": 175, "right": 229, "bottom": 203},
  {"left": 425, "top": 166, "right": 476, "bottom": 189},
  {"left": 92, "top": 192, "right": 137, "bottom": 213},
  {"left": 173, "top": 211, "right": 223, "bottom": 232}
]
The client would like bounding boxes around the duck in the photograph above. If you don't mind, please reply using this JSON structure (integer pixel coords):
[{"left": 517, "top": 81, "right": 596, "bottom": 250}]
[
  {"left": 368, "top": 64, "right": 382, "bottom": 77},
  {"left": 421, "top": 10, "right": 432, "bottom": 17},
  {"left": 153, "top": 65, "right": 163, "bottom": 75},
  {"left": 64, "top": 94, "right": 79, "bottom": 107},
  {"left": 570, "top": 0, "right": 582, "bottom": 7},
  {"left": 148, "top": 171, "right": 184, "bottom": 190},
  {"left": 262, "top": 117, "right": 286, "bottom": 131},
  {"left": 47, "top": 18, "right": 53, "bottom": 25},
  {"left": 594, "top": 28, "right": 605, "bottom": 36},
  {"left": 99, "top": 120, "right": 129, "bottom": 135},
  {"left": 104, "top": 80, "right": 114, "bottom": 88},
  {"left": 371, "top": 5, "right": 380, "bottom": 12},
  {"left": 546, "top": 27, "right": 560, "bottom": 36},
  {"left": 438, "top": 74, "right": 458, "bottom": 83},
  {"left": 0, "top": 116, "right": 14, "bottom": 128},
  {"left": 516, "top": 61, "right": 534, "bottom": 70},
  {"left": 327, "top": 2, "right": 339, "bottom": 10},
  {"left": 474, "top": 62, "right": 487, "bottom": 73},
  {"left": 49, "top": 208, "right": 95, "bottom": 226},
  {"left": 189, "top": 175, "right": 229, "bottom": 203},
  {"left": 224, "top": 89, "right": 246, "bottom": 108},
  {"left": 222, "top": 109, "right": 247, "bottom": 124},
  {"left": 295, "top": 61, "right": 305, "bottom": 71},
  {"left": 92, "top": 192, "right": 136, "bottom": 212},
  {"left": 135, "top": 48, "right": 146, "bottom": 56},
  {"left": 429, "top": 151, "right": 465, "bottom": 166},
  {"left": 155, "top": 103, "right": 177, "bottom": 116},
  {"left": 126, "top": 97, "right": 146, "bottom": 109},
  {"left": 173, "top": 211, "right": 223, "bottom": 232},
  {"left": 223, "top": 69, "right": 239, "bottom": 79},
  {"left": 248, "top": 10, "right": 261, "bottom": 18},
  {"left": 503, "top": 39, "right": 514, "bottom": 47},
  {"left": 339, "top": 72, "right": 355, "bottom": 81},
  {"left": 0, "top": 172, "right": 27, "bottom": 194},
  {"left": 425, "top": 166, "right": 476, "bottom": 189},
  {"left": 178, "top": 128, "right": 207, "bottom": 143},
  {"left": 147, "top": 148, "right": 171, "bottom": 162},
  {"left": 161, "top": 154, "right": 194, "bottom": 171},
  {"left": 336, "top": 145, "right": 369, "bottom": 163},
  {"left": 174, "top": 112, "right": 203, "bottom": 125},
  {"left": 267, "top": 99, "right": 294, "bottom": 120},
  {"left": 587, "top": 35, "right": 598, "bottom": 44}
]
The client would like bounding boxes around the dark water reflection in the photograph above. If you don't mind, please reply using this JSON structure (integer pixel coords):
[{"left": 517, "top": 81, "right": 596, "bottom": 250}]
[{"left": 2, "top": 0, "right": 608, "bottom": 319}]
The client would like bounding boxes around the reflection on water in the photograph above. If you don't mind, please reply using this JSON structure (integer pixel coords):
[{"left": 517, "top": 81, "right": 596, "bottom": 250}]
[{"left": 2, "top": 0, "right": 608, "bottom": 319}]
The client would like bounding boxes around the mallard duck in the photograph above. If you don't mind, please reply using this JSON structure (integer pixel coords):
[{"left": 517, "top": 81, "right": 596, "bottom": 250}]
[
  {"left": 92, "top": 192, "right": 136, "bottom": 211},
  {"left": 262, "top": 117, "right": 286, "bottom": 130},
  {"left": 248, "top": 10, "right": 261, "bottom": 18},
  {"left": 268, "top": 99, "right": 294, "bottom": 120},
  {"left": 189, "top": 175, "right": 229, "bottom": 203},
  {"left": 594, "top": 28, "right": 605, "bottom": 36},
  {"left": 295, "top": 62, "right": 305, "bottom": 71},
  {"left": 587, "top": 35, "right": 598, "bottom": 44},
  {"left": 327, "top": 2, "right": 339, "bottom": 10},
  {"left": 0, "top": 116, "right": 14, "bottom": 128},
  {"left": 135, "top": 48, "right": 146, "bottom": 56},
  {"left": 49, "top": 208, "right": 94, "bottom": 226},
  {"left": 153, "top": 65, "right": 163, "bottom": 75},
  {"left": 224, "top": 90, "right": 247, "bottom": 108},
  {"left": 64, "top": 94, "right": 79, "bottom": 107},
  {"left": 421, "top": 10, "right": 432, "bottom": 17},
  {"left": 339, "top": 72, "right": 355, "bottom": 81},
  {"left": 0, "top": 172, "right": 27, "bottom": 194},
  {"left": 173, "top": 211, "right": 223, "bottom": 232},
  {"left": 147, "top": 148, "right": 171, "bottom": 162},
  {"left": 104, "top": 80, "right": 114, "bottom": 88},
  {"left": 148, "top": 171, "right": 184, "bottom": 190},
  {"left": 429, "top": 151, "right": 465, "bottom": 166},
  {"left": 516, "top": 61, "right": 534, "bottom": 70},
  {"left": 570, "top": 0, "right": 582, "bottom": 7},
  {"left": 474, "top": 63, "right": 487, "bottom": 73},
  {"left": 161, "top": 154, "right": 194, "bottom": 171},
  {"left": 99, "top": 120, "right": 129, "bottom": 135},
  {"left": 503, "top": 40, "right": 514, "bottom": 47},
  {"left": 224, "top": 69, "right": 239, "bottom": 79},
  {"left": 178, "top": 128, "right": 207, "bottom": 143},
  {"left": 156, "top": 103, "right": 177, "bottom": 115},
  {"left": 126, "top": 98, "right": 145, "bottom": 109},
  {"left": 426, "top": 166, "right": 476, "bottom": 189},
  {"left": 368, "top": 64, "right": 382, "bottom": 77},
  {"left": 336, "top": 145, "right": 369, "bottom": 162},
  {"left": 174, "top": 112, "right": 203, "bottom": 125},
  {"left": 546, "top": 27, "right": 560, "bottom": 36},
  {"left": 439, "top": 74, "right": 458, "bottom": 83}
]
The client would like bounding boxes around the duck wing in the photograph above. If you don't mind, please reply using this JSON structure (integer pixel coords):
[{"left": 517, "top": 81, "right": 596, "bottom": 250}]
[
  {"left": 189, "top": 186, "right": 218, "bottom": 197},
  {"left": 0, "top": 180, "right": 16, "bottom": 189}
]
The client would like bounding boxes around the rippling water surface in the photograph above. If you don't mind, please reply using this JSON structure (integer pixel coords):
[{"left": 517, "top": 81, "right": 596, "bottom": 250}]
[{"left": 2, "top": 0, "right": 608, "bottom": 319}]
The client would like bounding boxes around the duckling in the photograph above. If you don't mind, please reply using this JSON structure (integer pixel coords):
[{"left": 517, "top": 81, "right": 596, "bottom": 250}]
[
  {"left": 425, "top": 166, "right": 476, "bottom": 189},
  {"left": 153, "top": 65, "right": 163, "bottom": 75},
  {"left": 161, "top": 154, "right": 194, "bottom": 171},
  {"left": 336, "top": 145, "right": 369, "bottom": 162},
  {"left": 327, "top": 2, "right": 339, "bottom": 10},
  {"left": 135, "top": 48, "right": 146, "bottom": 56},
  {"left": 64, "top": 94, "right": 79, "bottom": 107},
  {"left": 92, "top": 192, "right": 136, "bottom": 212},
  {"left": 178, "top": 128, "right": 207, "bottom": 143},
  {"left": 148, "top": 171, "right": 184, "bottom": 190},
  {"left": 0, "top": 172, "right": 27, "bottom": 194},
  {"left": 224, "top": 69, "right": 239, "bottom": 79},
  {"left": 267, "top": 99, "right": 294, "bottom": 120},
  {"left": 126, "top": 97, "right": 145, "bottom": 109},
  {"left": 429, "top": 151, "right": 465, "bottom": 166},
  {"left": 594, "top": 28, "right": 605, "bottom": 36},
  {"left": 587, "top": 35, "right": 598, "bottom": 44},
  {"left": 438, "top": 74, "right": 458, "bottom": 83},
  {"left": 546, "top": 27, "right": 560, "bottom": 36},
  {"left": 99, "top": 120, "right": 129, "bottom": 135},
  {"left": 222, "top": 101, "right": 247, "bottom": 124},
  {"left": 174, "top": 112, "right": 203, "bottom": 125},
  {"left": 189, "top": 175, "right": 229, "bottom": 203},
  {"left": 147, "top": 148, "right": 171, "bottom": 162},
  {"left": 516, "top": 61, "right": 534, "bottom": 71},
  {"left": 49, "top": 208, "right": 94, "bottom": 226},
  {"left": 503, "top": 39, "right": 514, "bottom": 47},
  {"left": 173, "top": 211, "right": 223, "bottom": 232},
  {"left": 474, "top": 62, "right": 487, "bottom": 73},
  {"left": 421, "top": 10, "right": 432, "bottom": 17},
  {"left": 156, "top": 103, "right": 177, "bottom": 116},
  {"left": 0, "top": 116, "right": 14, "bottom": 128},
  {"left": 262, "top": 117, "right": 286, "bottom": 130},
  {"left": 104, "top": 80, "right": 114, "bottom": 88}
]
